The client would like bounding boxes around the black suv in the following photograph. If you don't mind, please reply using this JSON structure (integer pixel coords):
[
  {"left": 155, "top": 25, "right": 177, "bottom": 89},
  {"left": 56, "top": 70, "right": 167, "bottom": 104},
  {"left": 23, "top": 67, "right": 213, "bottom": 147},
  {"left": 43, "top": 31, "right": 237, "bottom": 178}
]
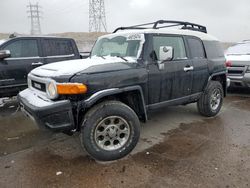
[
  {"left": 0, "top": 36, "right": 80, "bottom": 97},
  {"left": 18, "top": 21, "right": 228, "bottom": 161}
]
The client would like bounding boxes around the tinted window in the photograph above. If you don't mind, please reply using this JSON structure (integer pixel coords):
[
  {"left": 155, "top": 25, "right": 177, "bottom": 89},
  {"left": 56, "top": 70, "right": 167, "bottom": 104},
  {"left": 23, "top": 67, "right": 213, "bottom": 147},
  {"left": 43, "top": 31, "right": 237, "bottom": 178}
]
[
  {"left": 153, "top": 36, "right": 187, "bottom": 60},
  {"left": 43, "top": 39, "right": 74, "bottom": 56},
  {"left": 187, "top": 38, "right": 205, "bottom": 58},
  {"left": 203, "top": 41, "right": 224, "bottom": 59},
  {"left": 3, "top": 39, "right": 39, "bottom": 58}
]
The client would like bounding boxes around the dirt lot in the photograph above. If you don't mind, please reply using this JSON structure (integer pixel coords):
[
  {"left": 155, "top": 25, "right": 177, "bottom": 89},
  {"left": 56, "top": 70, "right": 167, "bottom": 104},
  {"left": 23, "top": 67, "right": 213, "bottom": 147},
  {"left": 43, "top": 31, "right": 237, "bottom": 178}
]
[{"left": 0, "top": 88, "right": 249, "bottom": 188}]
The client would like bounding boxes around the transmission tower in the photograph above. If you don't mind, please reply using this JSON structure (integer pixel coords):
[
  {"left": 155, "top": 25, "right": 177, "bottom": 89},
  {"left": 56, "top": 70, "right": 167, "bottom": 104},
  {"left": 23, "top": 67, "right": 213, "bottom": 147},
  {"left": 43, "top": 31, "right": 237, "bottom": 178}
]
[
  {"left": 89, "top": 0, "right": 107, "bottom": 32},
  {"left": 27, "top": 3, "right": 42, "bottom": 35}
]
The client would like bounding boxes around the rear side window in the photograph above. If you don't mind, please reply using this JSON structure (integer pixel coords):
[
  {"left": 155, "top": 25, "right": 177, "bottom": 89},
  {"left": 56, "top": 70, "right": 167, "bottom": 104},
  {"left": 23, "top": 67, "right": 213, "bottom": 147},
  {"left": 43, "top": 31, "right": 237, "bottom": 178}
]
[
  {"left": 203, "top": 41, "right": 224, "bottom": 59},
  {"left": 43, "top": 39, "right": 74, "bottom": 57},
  {"left": 3, "top": 39, "right": 39, "bottom": 58},
  {"left": 187, "top": 38, "right": 205, "bottom": 59},
  {"left": 153, "top": 36, "right": 187, "bottom": 60}
]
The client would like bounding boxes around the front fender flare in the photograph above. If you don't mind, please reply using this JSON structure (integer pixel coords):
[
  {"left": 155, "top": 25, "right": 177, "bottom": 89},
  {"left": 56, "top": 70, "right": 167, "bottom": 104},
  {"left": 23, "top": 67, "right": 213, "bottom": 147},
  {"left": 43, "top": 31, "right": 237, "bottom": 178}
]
[{"left": 82, "top": 85, "right": 148, "bottom": 121}]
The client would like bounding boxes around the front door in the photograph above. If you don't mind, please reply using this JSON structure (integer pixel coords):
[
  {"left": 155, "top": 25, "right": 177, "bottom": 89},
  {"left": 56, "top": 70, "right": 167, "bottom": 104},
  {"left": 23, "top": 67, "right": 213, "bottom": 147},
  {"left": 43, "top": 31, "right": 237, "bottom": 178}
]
[
  {"left": 152, "top": 35, "right": 193, "bottom": 102},
  {"left": 0, "top": 38, "right": 43, "bottom": 89}
]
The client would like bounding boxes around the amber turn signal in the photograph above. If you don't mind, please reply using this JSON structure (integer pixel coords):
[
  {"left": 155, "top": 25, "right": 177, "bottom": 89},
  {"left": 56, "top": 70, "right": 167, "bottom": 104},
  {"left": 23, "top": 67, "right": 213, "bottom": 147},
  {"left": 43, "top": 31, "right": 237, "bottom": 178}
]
[{"left": 57, "top": 83, "right": 87, "bottom": 95}]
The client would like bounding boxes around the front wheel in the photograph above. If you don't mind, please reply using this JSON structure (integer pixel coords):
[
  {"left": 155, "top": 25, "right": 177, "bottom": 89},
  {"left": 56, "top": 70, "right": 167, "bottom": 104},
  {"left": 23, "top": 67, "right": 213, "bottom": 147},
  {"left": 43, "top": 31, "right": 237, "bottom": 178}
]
[
  {"left": 81, "top": 101, "right": 140, "bottom": 161},
  {"left": 197, "top": 81, "right": 224, "bottom": 117}
]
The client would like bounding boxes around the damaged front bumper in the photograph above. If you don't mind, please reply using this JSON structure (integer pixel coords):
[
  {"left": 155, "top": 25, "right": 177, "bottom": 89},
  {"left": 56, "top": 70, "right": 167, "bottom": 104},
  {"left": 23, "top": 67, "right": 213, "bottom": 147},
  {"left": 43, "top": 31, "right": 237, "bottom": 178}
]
[{"left": 17, "top": 88, "right": 75, "bottom": 131}]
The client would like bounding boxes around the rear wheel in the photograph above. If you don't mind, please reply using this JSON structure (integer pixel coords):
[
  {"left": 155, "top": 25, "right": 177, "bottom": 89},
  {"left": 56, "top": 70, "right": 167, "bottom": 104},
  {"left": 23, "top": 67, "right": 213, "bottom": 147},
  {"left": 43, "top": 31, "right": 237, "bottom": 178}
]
[
  {"left": 81, "top": 101, "right": 140, "bottom": 161},
  {"left": 197, "top": 81, "right": 224, "bottom": 117}
]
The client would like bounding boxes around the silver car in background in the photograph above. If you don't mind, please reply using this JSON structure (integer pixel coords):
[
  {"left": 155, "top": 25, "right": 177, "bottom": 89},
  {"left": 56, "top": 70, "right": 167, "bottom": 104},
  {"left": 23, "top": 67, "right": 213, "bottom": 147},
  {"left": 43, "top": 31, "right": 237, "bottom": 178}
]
[{"left": 225, "top": 41, "right": 250, "bottom": 88}]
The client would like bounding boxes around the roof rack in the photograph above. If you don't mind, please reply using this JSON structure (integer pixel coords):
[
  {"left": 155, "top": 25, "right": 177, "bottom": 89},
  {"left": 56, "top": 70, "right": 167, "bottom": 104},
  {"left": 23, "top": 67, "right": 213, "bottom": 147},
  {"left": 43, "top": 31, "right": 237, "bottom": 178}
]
[{"left": 113, "top": 20, "right": 207, "bottom": 34}]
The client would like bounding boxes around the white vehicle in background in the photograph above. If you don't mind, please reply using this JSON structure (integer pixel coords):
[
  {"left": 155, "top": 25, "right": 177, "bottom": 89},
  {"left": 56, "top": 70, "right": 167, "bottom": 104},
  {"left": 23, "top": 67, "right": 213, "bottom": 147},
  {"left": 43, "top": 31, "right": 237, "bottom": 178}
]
[{"left": 225, "top": 41, "right": 250, "bottom": 88}]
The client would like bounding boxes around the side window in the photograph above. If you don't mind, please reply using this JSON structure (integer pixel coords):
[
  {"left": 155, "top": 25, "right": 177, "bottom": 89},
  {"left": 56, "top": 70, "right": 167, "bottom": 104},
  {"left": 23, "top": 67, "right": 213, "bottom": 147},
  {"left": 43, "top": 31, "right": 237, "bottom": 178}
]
[
  {"left": 43, "top": 39, "right": 74, "bottom": 56},
  {"left": 203, "top": 41, "right": 224, "bottom": 59},
  {"left": 3, "top": 39, "right": 39, "bottom": 58},
  {"left": 153, "top": 36, "right": 187, "bottom": 60},
  {"left": 187, "top": 38, "right": 205, "bottom": 59}
]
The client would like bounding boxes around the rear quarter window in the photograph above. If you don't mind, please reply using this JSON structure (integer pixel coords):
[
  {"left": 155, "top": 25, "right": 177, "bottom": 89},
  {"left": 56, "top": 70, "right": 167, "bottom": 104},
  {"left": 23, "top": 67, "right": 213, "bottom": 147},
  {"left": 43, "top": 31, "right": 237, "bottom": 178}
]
[
  {"left": 203, "top": 41, "right": 224, "bottom": 59},
  {"left": 43, "top": 39, "right": 74, "bottom": 57}
]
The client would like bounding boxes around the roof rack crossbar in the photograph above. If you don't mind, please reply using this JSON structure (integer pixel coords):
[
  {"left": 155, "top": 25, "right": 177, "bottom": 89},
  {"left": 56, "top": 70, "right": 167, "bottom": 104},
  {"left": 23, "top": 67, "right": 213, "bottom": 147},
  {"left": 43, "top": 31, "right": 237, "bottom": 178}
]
[
  {"left": 113, "top": 20, "right": 207, "bottom": 33},
  {"left": 113, "top": 27, "right": 150, "bottom": 33},
  {"left": 156, "top": 23, "right": 183, "bottom": 29}
]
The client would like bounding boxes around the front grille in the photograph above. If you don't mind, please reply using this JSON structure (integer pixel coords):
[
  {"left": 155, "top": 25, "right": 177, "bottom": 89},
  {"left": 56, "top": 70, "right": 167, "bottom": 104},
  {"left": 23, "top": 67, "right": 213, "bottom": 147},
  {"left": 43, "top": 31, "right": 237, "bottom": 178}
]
[
  {"left": 228, "top": 66, "right": 246, "bottom": 76},
  {"left": 228, "top": 69, "right": 244, "bottom": 75},
  {"left": 31, "top": 80, "right": 46, "bottom": 92}
]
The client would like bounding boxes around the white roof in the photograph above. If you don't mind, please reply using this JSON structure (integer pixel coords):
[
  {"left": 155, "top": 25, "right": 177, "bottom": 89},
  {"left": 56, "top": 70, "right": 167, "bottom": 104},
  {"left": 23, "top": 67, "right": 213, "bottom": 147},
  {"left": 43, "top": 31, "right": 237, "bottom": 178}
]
[{"left": 104, "top": 28, "right": 219, "bottom": 41}]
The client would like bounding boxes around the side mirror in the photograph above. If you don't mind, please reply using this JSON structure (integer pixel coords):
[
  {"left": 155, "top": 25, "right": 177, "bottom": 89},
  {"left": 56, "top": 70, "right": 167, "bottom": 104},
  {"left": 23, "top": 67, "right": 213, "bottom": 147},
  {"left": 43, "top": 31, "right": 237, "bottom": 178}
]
[
  {"left": 0, "top": 50, "right": 11, "bottom": 60},
  {"left": 158, "top": 46, "right": 174, "bottom": 63}
]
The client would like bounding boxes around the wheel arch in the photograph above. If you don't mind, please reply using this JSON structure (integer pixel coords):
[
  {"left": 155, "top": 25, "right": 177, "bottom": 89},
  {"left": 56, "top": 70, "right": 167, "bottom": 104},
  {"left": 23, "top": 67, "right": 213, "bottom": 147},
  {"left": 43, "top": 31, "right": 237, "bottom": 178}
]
[
  {"left": 206, "top": 72, "right": 227, "bottom": 97},
  {"left": 81, "top": 86, "right": 148, "bottom": 124}
]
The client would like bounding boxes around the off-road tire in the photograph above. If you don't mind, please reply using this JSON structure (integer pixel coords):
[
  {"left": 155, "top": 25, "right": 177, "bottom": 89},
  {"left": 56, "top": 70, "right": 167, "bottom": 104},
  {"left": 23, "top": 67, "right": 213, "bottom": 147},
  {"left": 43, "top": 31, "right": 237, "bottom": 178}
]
[
  {"left": 81, "top": 100, "right": 140, "bottom": 161},
  {"left": 197, "top": 81, "right": 224, "bottom": 117}
]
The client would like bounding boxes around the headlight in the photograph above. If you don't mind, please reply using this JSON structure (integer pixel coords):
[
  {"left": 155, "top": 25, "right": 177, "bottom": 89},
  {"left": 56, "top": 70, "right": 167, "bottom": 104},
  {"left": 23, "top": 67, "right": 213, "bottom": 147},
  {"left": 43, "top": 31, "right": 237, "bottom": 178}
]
[
  {"left": 46, "top": 81, "right": 87, "bottom": 99},
  {"left": 47, "top": 81, "right": 58, "bottom": 99}
]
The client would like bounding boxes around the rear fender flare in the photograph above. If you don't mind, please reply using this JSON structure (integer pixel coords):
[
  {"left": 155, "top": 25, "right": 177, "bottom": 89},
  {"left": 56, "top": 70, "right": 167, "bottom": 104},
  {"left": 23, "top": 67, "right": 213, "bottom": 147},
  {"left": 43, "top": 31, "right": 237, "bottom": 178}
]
[{"left": 205, "top": 71, "right": 227, "bottom": 96}]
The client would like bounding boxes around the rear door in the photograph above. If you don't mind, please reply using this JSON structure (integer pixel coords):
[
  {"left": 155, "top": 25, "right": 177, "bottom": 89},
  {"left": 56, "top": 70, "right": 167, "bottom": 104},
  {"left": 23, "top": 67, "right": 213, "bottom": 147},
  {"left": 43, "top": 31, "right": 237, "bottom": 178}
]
[
  {"left": 186, "top": 37, "right": 209, "bottom": 94},
  {"left": 42, "top": 38, "right": 80, "bottom": 64},
  {"left": 0, "top": 38, "right": 43, "bottom": 88}
]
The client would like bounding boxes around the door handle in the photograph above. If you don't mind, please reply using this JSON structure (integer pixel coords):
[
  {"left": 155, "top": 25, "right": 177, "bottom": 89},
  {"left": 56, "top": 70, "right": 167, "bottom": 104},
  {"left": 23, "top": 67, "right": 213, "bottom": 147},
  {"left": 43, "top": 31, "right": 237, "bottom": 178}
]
[
  {"left": 32, "top": 62, "right": 44, "bottom": 66},
  {"left": 184, "top": 66, "right": 194, "bottom": 72}
]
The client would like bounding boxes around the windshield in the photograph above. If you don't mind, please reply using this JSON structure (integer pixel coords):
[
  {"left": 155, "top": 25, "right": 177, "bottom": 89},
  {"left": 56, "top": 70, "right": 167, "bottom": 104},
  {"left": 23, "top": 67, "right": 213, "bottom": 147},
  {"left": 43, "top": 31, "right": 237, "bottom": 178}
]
[
  {"left": 226, "top": 43, "right": 250, "bottom": 55},
  {"left": 91, "top": 34, "right": 145, "bottom": 59}
]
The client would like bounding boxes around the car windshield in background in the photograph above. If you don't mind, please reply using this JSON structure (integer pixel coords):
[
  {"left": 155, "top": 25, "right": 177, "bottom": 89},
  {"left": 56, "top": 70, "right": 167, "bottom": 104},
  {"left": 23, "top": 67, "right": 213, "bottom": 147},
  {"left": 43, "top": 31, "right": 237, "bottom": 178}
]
[
  {"left": 91, "top": 34, "right": 144, "bottom": 58},
  {"left": 226, "top": 43, "right": 250, "bottom": 55}
]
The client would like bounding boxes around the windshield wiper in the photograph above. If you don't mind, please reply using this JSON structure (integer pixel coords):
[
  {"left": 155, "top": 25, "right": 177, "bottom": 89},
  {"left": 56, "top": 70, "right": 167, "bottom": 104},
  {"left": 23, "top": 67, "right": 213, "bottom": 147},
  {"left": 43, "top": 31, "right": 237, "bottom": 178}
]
[{"left": 115, "top": 55, "right": 128, "bottom": 62}]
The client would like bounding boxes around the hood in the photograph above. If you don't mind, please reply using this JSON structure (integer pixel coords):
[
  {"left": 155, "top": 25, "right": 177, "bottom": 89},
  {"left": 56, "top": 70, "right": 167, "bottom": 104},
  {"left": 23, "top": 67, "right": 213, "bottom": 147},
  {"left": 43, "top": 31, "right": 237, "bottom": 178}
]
[
  {"left": 31, "top": 56, "right": 137, "bottom": 78},
  {"left": 0, "top": 39, "right": 7, "bottom": 46},
  {"left": 226, "top": 54, "right": 250, "bottom": 66}
]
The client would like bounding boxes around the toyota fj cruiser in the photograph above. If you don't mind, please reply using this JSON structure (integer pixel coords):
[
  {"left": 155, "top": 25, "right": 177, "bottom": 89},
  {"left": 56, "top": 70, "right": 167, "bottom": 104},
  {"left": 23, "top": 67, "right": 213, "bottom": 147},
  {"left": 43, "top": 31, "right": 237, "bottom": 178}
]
[{"left": 18, "top": 20, "right": 228, "bottom": 161}]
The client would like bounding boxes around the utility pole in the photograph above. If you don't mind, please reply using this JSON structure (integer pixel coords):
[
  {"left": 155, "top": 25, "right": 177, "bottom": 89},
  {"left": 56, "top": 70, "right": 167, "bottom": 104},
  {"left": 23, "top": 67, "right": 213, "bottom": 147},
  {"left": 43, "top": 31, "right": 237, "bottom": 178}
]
[
  {"left": 89, "top": 0, "right": 107, "bottom": 32},
  {"left": 27, "top": 2, "right": 42, "bottom": 35}
]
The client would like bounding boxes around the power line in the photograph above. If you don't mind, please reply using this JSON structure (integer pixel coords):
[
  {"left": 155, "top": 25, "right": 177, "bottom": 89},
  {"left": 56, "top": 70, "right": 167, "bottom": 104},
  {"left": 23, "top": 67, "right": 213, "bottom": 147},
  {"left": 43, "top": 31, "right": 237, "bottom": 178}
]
[
  {"left": 27, "top": 2, "right": 42, "bottom": 35},
  {"left": 89, "top": 0, "right": 107, "bottom": 32}
]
